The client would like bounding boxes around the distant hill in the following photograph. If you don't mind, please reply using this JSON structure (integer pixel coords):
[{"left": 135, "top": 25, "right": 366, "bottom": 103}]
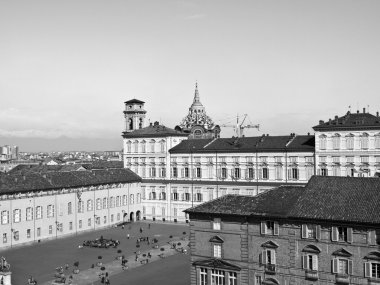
[{"left": 0, "top": 136, "right": 122, "bottom": 152}]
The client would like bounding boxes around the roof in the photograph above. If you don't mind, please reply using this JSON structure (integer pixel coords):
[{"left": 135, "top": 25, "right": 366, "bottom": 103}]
[
  {"left": 186, "top": 176, "right": 380, "bottom": 225},
  {"left": 313, "top": 111, "right": 380, "bottom": 131},
  {"left": 122, "top": 124, "right": 187, "bottom": 139},
  {"left": 170, "top": 135, "right": 315, "bottom": 154},
  {"left": 185, "top": 186, "right": 304, "bottom": 217},
  {"left": 124, "top": 99, "right": 145, "bottom": 104},
  {"left": 0, "top": 168, "right": 141, "bottom": 194},
  {"left": 289, "top": 176, "right": 380, "bottom": 224}
]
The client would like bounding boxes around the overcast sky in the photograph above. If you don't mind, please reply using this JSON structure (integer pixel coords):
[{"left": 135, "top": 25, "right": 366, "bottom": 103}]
[{"left": 1, "top": 0, "right": 380, "bottom": 151}]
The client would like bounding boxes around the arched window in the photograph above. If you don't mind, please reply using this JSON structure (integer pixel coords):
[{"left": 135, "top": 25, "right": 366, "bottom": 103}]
[
  {"left": 319, "top": 135, "right": 327, "bottom": 150},
  {"left": 194, "top": 129, "right": 202, "bottom": 139},
  {"left": 160, "top": 140, "right": 165, "bottom": 153},
  {"left": 360, "top": 133, "right": 369, "bottom": 149},
  {"left": 133, "top": 140, "right": 138, "bottom": 153},
  {"left": 109, "top": 197, "right": 115, "bottom": 208},
  {"left": 150, "top": 140, "right": 155, "bottom": 153},
  {"left": 141, "top": 140, "right": 146, "bottom": 153},
  {"left": 103, "top": 197, "right": 108, "bottom": 209},
  {"left": 332, "top": 134, "right": 341, "bottom": 150},
  {"left": 375, "top": 133, "right": 380, "bottom": 149},
  {"left": 160, "top": 192, "right": 166, "bottom": 200},
  {"left": 137, "top": 193, "right": 141, "bottom": 203},
  {"left": 345, "top": 134, "right": 354, "bottom": 149},
  {"left": 126, "top": 141, "right": 132, "bottom": 153},
  {"left": 116, "top": 196, "right": 121, "bottom": 207},
  {"left": 122, "top": 195, "right": 127, "bottom": 206},
  {"left": 130, "top": 194, "right": 134, "bottom": 204}
]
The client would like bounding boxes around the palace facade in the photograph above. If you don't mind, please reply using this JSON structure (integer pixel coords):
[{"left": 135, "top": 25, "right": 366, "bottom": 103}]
[
  {"left": 0, "top": 165, "right": 141, "bottom": 249},
  {"left": 185, "top": 176, "right": 380, "bottom": 285}
]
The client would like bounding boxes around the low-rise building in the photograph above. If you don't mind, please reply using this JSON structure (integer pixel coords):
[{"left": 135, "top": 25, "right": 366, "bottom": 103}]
[
  {"left": 185, "top": 176, "right": 380, "bottom": 285},
  {"left": 0, "top": 166, "right": 141, "bottom": 249}
]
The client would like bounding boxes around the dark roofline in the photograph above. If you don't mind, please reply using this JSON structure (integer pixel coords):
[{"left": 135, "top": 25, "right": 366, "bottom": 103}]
[
  {"left": 141, "top": 179, "right": 306, "bottom": 187},
  {"left": 124, "top": 99, "right": 145, "bottom": 104},
  {"left": 122, "top": 132, "right": 188, "bottom": 138}
]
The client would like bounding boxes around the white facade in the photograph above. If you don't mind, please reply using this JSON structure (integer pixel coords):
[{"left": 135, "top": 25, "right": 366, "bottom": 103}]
[{"left": 0, "top": 182, "right": 141, "bottom": 249}]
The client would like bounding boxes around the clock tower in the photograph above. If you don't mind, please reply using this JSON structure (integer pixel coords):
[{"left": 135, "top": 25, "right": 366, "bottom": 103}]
[{"left": 123, "top": 99, "right": 146, "bottom": 133}]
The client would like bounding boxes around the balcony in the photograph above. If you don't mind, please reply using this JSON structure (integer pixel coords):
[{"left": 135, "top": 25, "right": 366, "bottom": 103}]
[
  {"left": 305, "top": 270, "right": 318, "bottom": 281},
  {"left": 335, "top": 274, "right": 350, "bottom": 284},
  {"left": 265, "top": 264, "right": 276, "bottom": 274}
]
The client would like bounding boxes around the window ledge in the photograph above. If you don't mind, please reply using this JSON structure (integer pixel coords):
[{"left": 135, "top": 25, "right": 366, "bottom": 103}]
[{"left": 305, "top": 270, "right": 318, "bottom": 281}]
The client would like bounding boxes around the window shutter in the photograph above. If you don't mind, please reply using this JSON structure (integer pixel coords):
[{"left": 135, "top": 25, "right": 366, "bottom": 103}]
[
  {"left": 260, "top": 221, "right": 266, "bottom": 235},
  {"left": 302, "top": 255, "right": 308, "bottom": 269},
  {"left": 331, "top": 226, "right": 338, "bottom": 241},
  {"left": 171, "top": 193, "right": 174, "bottom": 201},
  {"left": 200, "top": 194, "right": 203, "bottom": 202},
  {"left": 259, "top": 252, "right": 263, "bottom": 264},
  {"left": 364, "top": 262, "right": 371, "bottom": 278},
  {"left": 181, "top": 169, "right": 184, "bottom": 178},
  {"left": 262, "top": 250, "right": 267, "bottom": 264},
  {"left": 312, "top": 255, "right": 318, "bottom": 271},
  {"left": 271, "top": 250, "right": 276, "bottom": 265},
  {"left": 317, "top": 169, "right": 321, "bottom": 175},
  {"left": 193, "top": 194, "right": 196, "bottom": 202},
  {"left": 192, "top": 168, "right": 195, "bottom": 178},
  {"left": 274, "top": 222, "right": 279, "bottom": 236},
  {"left": 301, "top": 224, "right": 307, "bottom": 239},
  {"left": 170, "top": 168, "right": 173, "bottom": 177},
  {"left": 348, "top": 260, "right": 353, "bottom": 275},
  {"left": 230, "top": 169, "right": 234, "bottom": 179},
  {"left": 347, "top": 227, "right": 353, "bottom": 243},
  {"left": 316, "top": 225, "right": 321, "bottom": 240},
  {"left": 332, "top": 258, "right": 338, "bottom": 273},
  {"left": 217, "top": 169, "right": 221, "bottom": 179},
  {"left": 287, "top": 169, "right": 291, "bottom": 180},
  {"left": 181, "top": 193, "right": 184, "bottom": 201}
]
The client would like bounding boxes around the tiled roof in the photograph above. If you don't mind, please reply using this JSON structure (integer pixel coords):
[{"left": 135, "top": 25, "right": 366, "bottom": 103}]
[
  {"left": 124, "top": 99, "right": 145, "bottom": 104},
  {"left": 185, "top": 186, "right": 304, "bottom": 217},
  {"left": 289, "top": 176, "right": 380, "bottom": 224},
  {"left": 170, "top": 135, "right": 315, "bottom": 154},
  {"left": 122, "top": 124, "right": 187, "bottom": 138},
  {"left": 313, "top": 111, "right": 380, "bottom": 131},
  {"left": 186, "top": 176, "right": 380, "bottom": 225},
  {"left": 0, "top": 168, "right": 141, "bottom": 194}
]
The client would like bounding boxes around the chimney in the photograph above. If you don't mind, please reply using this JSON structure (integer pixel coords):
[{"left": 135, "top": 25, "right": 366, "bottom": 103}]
[
  {"left": 319, "top": 120, "right": 324, "bottom": 124},
  {"left": 149, "top": 122, "right": 153, "bottom": 127},
  {"left": 307, "top": 132, "right": 310, "bottom": 136},
  {"left": 363, "top": 107, "right": 366, "bottom": 113},
  {"left": 357, "top": 110, "right": 359, "bottom": 114},
  {"left": 377, "top": 111, "right": 379, "bottom": 117}
]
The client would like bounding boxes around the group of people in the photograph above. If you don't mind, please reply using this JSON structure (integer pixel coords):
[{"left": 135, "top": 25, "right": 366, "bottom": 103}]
[
  {"left": 27, "top": 276, "right": 37, "bottom": 285},
  {"left": 83, "top": 236, "right": 120, "bottom": 249},
  {"left": 99, "top": 272, "right": 110, "bottom": 284}
]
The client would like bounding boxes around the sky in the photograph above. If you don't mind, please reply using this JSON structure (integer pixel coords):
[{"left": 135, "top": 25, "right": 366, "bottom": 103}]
[{"left": 1, "top": 0, "right": 380, "bottom": 152}]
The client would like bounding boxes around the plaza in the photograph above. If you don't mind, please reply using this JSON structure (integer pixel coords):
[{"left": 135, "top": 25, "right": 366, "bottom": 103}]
[{"left": 0, "top": 221, "right": 190, "bottom": 285}]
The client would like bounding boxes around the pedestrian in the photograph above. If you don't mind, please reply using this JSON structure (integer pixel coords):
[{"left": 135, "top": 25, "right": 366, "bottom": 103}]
[
  {"left": 105, "top": 278, "right": 110, "bottom": 285},
  {"left": 65, "top": 263, "right": 69, "bottom": 270},
  {"left": 127, "top": 233, "right": 130, "bottom": 239},
  {"left": 122, "top": 225, "right": 125, "bottom": 229},
  {"left": 101, "top": 276, "right": 105, "bottom": 284},
  {"left": 139, "top": 227, "right": 143, "bottom": 233},
  {"left": 148, "top": 223, "right": 151, "bottom": 229}
]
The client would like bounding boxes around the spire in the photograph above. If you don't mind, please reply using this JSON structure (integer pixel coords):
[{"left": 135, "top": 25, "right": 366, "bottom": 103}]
[{"left": 193, "top": 81, "right": 200, "bottom": 104}]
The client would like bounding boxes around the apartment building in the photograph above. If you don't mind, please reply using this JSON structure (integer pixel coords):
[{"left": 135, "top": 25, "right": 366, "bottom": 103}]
[{"left": 185, "top": 176, "right": 380, "bottom": 285}]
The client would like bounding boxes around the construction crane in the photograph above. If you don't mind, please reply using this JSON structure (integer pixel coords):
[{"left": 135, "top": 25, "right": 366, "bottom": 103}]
[{"left": 221, "top": 114, "right": 260, "bottom": 137}]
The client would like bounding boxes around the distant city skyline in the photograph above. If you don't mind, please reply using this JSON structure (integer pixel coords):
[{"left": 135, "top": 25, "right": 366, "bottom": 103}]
[{"left": 1, "top": 0, "right": 380, "bottom": 152}]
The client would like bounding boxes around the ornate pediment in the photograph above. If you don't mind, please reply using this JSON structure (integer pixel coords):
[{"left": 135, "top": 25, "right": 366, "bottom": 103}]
[
  {"left": 193, "top": 258, "right": 241, "bottom": 271},
  {"left": 332, "top": 248, "right": 352, "bottom": 257},
  {"left": 209, "top": 236, "right": 224, "bottom": 243},
  {"left": 302, "top": 245, "right": 321, "bottom": 254},
  {"left": 261, "top": 241, "right": 279, "bottom": 249}
]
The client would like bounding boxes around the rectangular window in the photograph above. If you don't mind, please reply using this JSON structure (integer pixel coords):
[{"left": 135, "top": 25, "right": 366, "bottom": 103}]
[
  {"left": 196, "top": 167, "right": 202, "bottom": 178},
  {"left": 49, "top": 225, "right": 52, "bottom": 234},
  {"left": 339, "top": 259, "right": 348, "bottom": 274},
  {"left": 200, "top": 268, "right": 208, "bottom": 285},
  {"left": 255, "top": 275, "right": 262, "bottom": 285},
  {"left": 26, "top": 207, "right": 33, "bottom": 221},
  {"left": 184, "top": 167, "right": 189, "bottom": 178},
  {"left": 321, "top": 168, "right": 328, "bottom": 176},
  {"left": 13, "top": 209, "right": 21, "bottom": 223},
  {"left": 302, "top": 254, "right": 318, "bottom": 271},
  {"left": 79, "top": 220, "right": 82, "bottom": 229},
  {"left": 213, "top": 244, "right": 222, "bottom": 258},
  {"left": 88, "top": 218, "right": 92, "bottom": 227},
  {"left": 14, "top": 231, "right": 19, "bottom": 241},
  {"left": 3, "top": 233, "right": 7, "bottom": 243},
  {"left": 69, "top": 222, "right": 73, "bottom": 230},
  {"left": 27, "top": 229, "right": 31, "bottom": 238},
  {"left": 248, "top": 168, "right": 254, "bottom": 179},
  {"left": 262, "top": 168, "right": 269, "bottom": 179},
  {"left": 228, "top": 272, "right": 237, "bottom": 285},
  {"left": 1, "top": 210, "right": 9, "bottom": 224},
  {"left": 338, "top": 227, "right": 348, "bottom": 242},
  {"left": 104, "top": 216, "right": 107, "bottom": 224},
  {"left": 36, "top": 227, "right": 41, "bottom": 237},
  {"left": 111, "top": 214, "right": 114, "bottom": 222},
  {"left": 213, "top": 218, "right": 221, "bottom": 230},
  {"left": 234, "top": 168, "right": 240, "bottom": 179},
  {"left": 172, "top": 167, "right": 178, "bottom": 178},
  {"left": 261, "top": 221, "right": 279, "bottom": 236},
  {"left": 47, "top": 205, "right": 54, "bottom": 218},
  {"left": 302, "top": 224, "right": 320, "bottom": 239},
  {"left": 211, "top": 269, "right": 225, "bottom": 285},
  {"left": 221, "top": 168, "right": 227, "bottom": 179}
]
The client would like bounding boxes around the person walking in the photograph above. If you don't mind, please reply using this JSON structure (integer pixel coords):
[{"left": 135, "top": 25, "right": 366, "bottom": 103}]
[{"left": 127, "top": 233, "right": 130, "bottom": 239}]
